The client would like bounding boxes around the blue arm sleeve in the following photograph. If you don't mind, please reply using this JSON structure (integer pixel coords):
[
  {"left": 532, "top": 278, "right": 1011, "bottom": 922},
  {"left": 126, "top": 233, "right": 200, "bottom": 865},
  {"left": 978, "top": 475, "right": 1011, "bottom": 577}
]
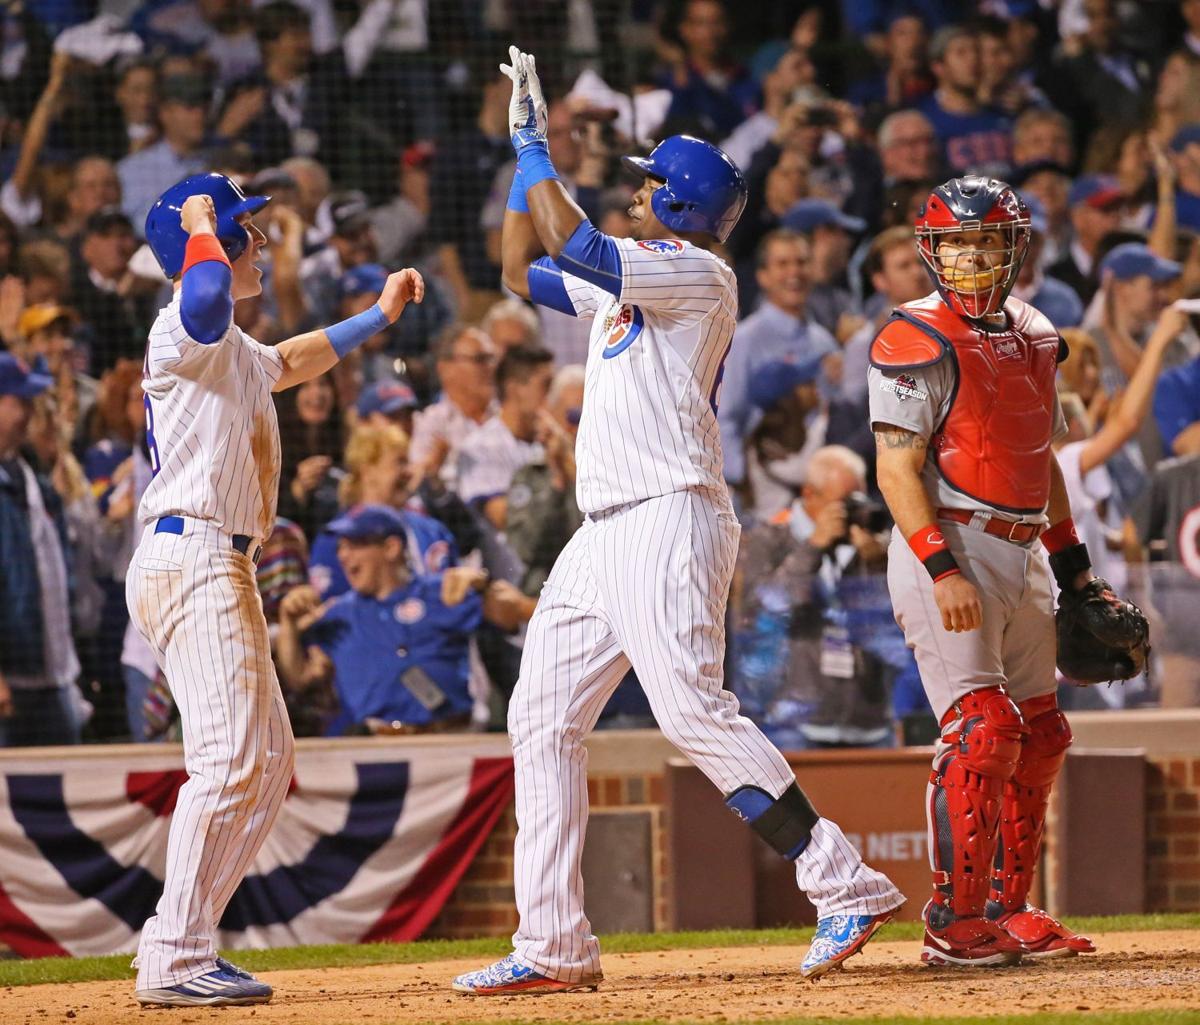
[
  {"left": 179, "top": 260, "right": 233, "bottom": 345},
  {"left": 527, "top": 257, "right": 578, "bottom": 316},
  {"left": 556, "top": 219, "right": 622, "bottom": 297}
]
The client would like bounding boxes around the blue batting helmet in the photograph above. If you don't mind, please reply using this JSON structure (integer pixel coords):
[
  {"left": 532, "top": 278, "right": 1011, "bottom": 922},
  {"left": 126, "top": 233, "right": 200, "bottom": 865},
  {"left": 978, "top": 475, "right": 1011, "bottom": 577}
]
[
  {"left": 145, "top": 173, "right": 271, "bottom": 277},
  {"left": 621, "top": 135, "right": 747, "bottom": 243}
]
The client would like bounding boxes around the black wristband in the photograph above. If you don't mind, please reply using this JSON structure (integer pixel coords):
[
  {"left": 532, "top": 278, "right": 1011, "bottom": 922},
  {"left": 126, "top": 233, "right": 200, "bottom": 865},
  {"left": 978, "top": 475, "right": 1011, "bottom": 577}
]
[
  {"left": 1049, "top": 542, "right": 1091, "bottom": 593},
  {"left": 923, "top": 549, "right": 960, "bottom": 582}
]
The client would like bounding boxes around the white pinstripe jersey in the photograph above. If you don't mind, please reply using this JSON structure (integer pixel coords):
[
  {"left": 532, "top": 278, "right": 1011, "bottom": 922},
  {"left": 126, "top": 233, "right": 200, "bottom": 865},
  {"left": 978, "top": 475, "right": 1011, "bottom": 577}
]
[
  {"left": 560, "top": 236, "right": 738, "bottom": 515},
  {"left": 138, "top": 294, "right": 284, "bottom": 540}
]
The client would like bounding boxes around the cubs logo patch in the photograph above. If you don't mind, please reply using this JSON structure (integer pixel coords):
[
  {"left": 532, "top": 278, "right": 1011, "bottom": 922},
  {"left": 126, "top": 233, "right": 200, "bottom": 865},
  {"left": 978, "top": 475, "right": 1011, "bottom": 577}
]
[
  {"left": 636, "top": 238, "right": 684, "bottom": 254},
  {"left": 423, "top": 539, "right": 450, "bottom": 574},
  {"left": 309, "top": 564, "right": 333, "bottom": 596},
  {"left": 394, "top": 598, "right": 426, "bottom": 624},
  {"left": 601, "top": 304, "right": 644, "bottom": 359},
  {"left": 879, "top": 373, "right": 928, "bottom": 402}
]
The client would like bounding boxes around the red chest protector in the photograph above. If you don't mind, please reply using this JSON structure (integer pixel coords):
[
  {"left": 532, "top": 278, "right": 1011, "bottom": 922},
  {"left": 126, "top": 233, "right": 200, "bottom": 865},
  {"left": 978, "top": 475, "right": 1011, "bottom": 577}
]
[{"left": 870, "top": 294, "right": 1063, "bottom": 514}]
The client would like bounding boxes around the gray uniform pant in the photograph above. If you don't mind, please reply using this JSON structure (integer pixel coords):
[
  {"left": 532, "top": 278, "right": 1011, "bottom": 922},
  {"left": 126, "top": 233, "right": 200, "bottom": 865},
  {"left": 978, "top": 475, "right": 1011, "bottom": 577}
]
[{"left": 886, "top": 521, "right": 1058, "bottom": 722}]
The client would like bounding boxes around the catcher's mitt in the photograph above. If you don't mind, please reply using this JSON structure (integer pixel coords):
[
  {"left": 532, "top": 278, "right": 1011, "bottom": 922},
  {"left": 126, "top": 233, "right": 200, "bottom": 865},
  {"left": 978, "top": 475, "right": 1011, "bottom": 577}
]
[{"left": 1055, "top": 578, "right": 1150, "bottom": 685}]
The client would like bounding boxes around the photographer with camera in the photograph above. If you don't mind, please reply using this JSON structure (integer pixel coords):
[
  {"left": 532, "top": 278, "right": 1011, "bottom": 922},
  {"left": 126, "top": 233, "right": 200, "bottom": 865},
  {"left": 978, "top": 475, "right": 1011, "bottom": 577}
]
[{"left": 732, "top": 446, "right": 918, "bottom": 751}]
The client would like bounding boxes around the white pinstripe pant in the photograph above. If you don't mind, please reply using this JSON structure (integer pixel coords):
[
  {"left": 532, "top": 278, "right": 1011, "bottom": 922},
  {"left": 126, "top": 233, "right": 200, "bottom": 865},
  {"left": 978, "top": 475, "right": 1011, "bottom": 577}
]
[
  {"left": 509, "top": 490, "right": 902, "bottom": 982},
  {"left": 126, "top": 527, "right": 295, "bottom": 990}
]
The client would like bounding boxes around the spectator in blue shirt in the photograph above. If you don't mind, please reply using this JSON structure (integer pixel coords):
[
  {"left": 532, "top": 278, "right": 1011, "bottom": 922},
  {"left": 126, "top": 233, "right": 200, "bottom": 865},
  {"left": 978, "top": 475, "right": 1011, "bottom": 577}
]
[
  {"left": 719, "top": 229, "right": 837, "bottom": 488},
  {"left": 1154, "top": 354, "right": 1200, "bottom": 458},
  {"left": 117, "top": 74, "right": 209, "bottom": 235},
  {"left": 656, "top": 0, "right": 759, "bottom": 139},
  {"left": 1168, "top": 125, "right": 1200, "bottom": 234},
  {"left": 917, "top": 25, "right": 1012, "bottom": 177},
  {"left": 276, "top": 504, "right": 525, "bottom": 735},
  {"left": 1011, "top": 197, "right": 1084, "bottom": 329},
  {"left": 307, "top": 423, "right": 458, "bottom": 601}
]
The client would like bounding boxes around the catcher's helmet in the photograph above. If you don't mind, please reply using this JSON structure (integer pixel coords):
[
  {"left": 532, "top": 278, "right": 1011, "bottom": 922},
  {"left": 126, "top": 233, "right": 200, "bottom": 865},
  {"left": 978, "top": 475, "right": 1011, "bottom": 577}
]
[
  {"left": 915, "top": 175, "right": 1031, "bottom": 320},
  {"left": 145, "top": 172, "right": 271, "bottom": 277},
  {"left": 622, "top": 135, "right": 747, "bottom": 243}
]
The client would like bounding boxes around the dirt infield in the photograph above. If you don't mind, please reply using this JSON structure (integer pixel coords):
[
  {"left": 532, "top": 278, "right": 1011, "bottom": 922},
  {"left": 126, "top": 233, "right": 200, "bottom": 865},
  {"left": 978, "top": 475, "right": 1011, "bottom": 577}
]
[{"left": 10, "top": 930, "right": 1199, "bottom": 1025}]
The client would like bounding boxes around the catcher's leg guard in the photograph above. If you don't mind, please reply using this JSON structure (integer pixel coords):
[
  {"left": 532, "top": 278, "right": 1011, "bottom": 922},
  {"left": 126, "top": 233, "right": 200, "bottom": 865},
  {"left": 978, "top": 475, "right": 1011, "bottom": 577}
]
[
  {"left": 928, "top": 687, "right": 1027, "bottom": 918},
  {"left": 987, "top": 695, "right": 1096, "bottom": 957},
  {"left": 989, "top": 693, "right": 1070, "bottom": 913}
]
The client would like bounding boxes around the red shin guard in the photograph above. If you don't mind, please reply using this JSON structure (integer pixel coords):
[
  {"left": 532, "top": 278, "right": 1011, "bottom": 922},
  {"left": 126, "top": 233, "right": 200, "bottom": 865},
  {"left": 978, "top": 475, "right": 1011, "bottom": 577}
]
[
  {"left": 989, "top": 693, "right": 1072, "bottom": 912},
  {"left": 928, "top": 688, "right": 1028, "bottom": 918}
]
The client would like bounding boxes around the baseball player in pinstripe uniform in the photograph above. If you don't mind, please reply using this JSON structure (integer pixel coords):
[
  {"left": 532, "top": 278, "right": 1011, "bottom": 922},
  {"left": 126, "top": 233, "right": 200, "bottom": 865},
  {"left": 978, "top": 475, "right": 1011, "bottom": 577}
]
[
  {"left": 452, "top": 47, "right": 904, "bottom": 997},
  {"left": 127, "top": 173, "right": 423, "bottom": 1007}
]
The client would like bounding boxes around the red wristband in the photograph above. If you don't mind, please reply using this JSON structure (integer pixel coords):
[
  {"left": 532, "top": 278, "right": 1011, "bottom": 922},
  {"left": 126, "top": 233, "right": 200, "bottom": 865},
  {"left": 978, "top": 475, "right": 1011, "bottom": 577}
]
[
  {"left": 908, "top": 524, "right": 960, "bottom": 582},
  {"left": 1040, "top": 517, "right": 1080, "bottom": 554},
  {"left": 182, "top": 233, "right": 230, "bottom": 274}
]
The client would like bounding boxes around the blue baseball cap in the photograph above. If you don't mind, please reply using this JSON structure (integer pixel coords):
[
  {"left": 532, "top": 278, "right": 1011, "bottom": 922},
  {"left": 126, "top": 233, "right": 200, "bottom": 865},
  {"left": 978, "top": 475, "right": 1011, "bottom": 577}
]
[
  {"left": 339, "top": 263, "right": 389, "bottom": 300},
  {"left": 782, "top": 199, "right": 866, "bottom": 235},
  {"left": 1171, "top": 123, "right": 1200, "bottom": 152},
  {"left": 1100, "top": 242, "right": 1182, "bottom": 282},
  {"left": 325, "top": 503, "right": 407, "bottom": 541},
  {"left": 357, "top": 378, "right": 418, "bottom": 418},
  {"left": 1067, "top": 174, "right": 1124, "bottom": 210},
  {"left": 748, "top": 357, "right": 823, "bottom": 412},
  {"left": 0, "top": 353, "right": 53, "bottom": 399}
]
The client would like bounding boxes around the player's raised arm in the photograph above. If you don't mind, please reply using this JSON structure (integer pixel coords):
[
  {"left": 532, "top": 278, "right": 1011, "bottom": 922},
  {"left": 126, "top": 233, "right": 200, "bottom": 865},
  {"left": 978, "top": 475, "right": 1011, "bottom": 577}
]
[{"left": 271, "top": 267, "right": 424, "bottom": 391}]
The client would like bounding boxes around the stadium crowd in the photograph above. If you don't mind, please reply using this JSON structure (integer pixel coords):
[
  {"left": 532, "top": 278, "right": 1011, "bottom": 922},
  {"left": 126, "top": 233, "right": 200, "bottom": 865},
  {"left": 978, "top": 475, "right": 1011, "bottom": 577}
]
[{"left": 1, "top": 0, "right": 1199, "bottom": 748}]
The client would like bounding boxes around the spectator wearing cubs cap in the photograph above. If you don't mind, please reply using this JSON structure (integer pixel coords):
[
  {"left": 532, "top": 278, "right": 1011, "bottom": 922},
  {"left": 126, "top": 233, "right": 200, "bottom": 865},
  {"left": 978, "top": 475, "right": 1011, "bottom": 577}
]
[
  {"left": 0, "top": 353, "right": 83, "bottom": 747},
  {"left": 1046, "top": 174, "right": 1126, "bottom": 305},
  {"left": 275, "top": 503, "right": 526, "bottom": 736},
  {"left": 1086, "top": 242, "right": 1186, "bottom": 512},
  {"left": 357, "top": 376, "right": 419, "bottom": 436},
  {"left": 737, "top": 355, "right": 824, "bottom": 524},
  {"left": 781, "top": 199, "right": 867, "bottom": 344}
]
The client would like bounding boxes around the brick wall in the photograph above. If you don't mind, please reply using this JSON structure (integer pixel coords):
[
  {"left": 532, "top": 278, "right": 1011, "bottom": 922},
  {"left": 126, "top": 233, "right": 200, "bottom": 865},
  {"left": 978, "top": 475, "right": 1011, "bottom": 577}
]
[
  {"left": 425, "top": 770, "right": 668, "bottom": 940},
  {"left": 1146, "top": 756, "right": 1200, "bottom": 912},
  {"left": 428, "top": 753, "right": 1200, "bottom": 939}
]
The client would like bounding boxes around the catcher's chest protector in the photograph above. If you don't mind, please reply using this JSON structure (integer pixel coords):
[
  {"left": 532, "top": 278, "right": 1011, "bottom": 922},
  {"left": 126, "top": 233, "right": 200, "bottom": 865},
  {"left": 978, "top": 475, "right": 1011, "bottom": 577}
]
[{"left": 893, "top": 296, "right": 1060, "bottom": 513}]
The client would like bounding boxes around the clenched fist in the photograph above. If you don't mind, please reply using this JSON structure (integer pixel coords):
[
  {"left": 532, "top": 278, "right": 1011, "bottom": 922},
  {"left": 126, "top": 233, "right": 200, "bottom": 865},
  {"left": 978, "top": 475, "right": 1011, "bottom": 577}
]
[
  {"left": 378, "top": 268, "right": 425, "bottom": 323},
  {"left": 180, "top": 194, "right": 218, "bottom": 237}
]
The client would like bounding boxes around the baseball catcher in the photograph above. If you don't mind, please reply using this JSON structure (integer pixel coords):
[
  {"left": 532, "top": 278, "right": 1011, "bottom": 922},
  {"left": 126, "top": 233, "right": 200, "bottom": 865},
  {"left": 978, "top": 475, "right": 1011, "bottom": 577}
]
[{"left": 869, "top": 176, "right": 1144, "bottom": 967}]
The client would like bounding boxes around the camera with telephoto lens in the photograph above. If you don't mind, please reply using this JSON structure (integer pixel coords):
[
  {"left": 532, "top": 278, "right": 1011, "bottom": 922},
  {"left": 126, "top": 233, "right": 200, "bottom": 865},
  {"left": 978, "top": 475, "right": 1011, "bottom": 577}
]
[{"left": 843, "top": 491, "right": 889, "bottom": 533}]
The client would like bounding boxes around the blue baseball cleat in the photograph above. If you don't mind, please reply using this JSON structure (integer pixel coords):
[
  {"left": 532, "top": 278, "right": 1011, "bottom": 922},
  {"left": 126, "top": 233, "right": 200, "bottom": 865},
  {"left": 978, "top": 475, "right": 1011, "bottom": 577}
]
[
  {"left": 800, "top": 910, "right": 897, "bottom": 980},
  {"left": 452, "top": 953, "right": 602, "bottom": 995},
  {"left": 135, "top": 966, "right": 273, "bottom": 1006}
]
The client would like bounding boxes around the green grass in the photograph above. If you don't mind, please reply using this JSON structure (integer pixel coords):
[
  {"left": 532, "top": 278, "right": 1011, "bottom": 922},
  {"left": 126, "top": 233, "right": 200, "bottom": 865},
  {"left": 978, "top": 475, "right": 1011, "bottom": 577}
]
[
  {"left": 0, "top": 913, "right": 1196, "bottom": 989},
  {"left": 489, "top": 1015, "right": 1200, "bottom": 1025}
]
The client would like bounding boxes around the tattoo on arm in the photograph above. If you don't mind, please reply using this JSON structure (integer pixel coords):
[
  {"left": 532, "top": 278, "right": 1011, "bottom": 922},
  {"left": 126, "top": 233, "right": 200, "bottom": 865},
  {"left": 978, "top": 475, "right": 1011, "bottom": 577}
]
[{"left": 875, "top": 428, "right": 929, "bottom": 451}]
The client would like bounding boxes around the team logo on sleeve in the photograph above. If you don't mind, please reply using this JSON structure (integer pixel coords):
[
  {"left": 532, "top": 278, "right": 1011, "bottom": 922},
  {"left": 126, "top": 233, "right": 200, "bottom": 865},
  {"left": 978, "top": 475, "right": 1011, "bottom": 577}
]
[
  {"left": 636, "top": 239, "right": 684, "bottom": 254},
  {"left": 878, "top": 372, "right": 928, "bottom": 402},
  {"left": 601, "top": 304, "right": 644, "bottom": 359},
  {"left": 394, "top": 598, "right": 426, "bottom": 624},
  {"left": 423, "top": 540, "right": 451, "bottom": 574}
]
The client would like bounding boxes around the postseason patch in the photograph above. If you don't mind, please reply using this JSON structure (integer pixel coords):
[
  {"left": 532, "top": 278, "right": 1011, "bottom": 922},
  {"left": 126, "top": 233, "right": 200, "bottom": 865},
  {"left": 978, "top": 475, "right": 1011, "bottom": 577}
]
[
  {"left": 636, "top": 238, "right": 684, "bottom": 254},
  {"left": 878, "top": 372, "right": 928, "bottom": 402}
]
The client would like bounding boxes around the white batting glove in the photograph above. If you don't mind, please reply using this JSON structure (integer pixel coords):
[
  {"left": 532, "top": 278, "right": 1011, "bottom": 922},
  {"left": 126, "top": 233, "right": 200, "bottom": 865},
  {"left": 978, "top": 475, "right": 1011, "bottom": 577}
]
[{"left": 499, "top": 45, "right": 548, "bottom": 150}]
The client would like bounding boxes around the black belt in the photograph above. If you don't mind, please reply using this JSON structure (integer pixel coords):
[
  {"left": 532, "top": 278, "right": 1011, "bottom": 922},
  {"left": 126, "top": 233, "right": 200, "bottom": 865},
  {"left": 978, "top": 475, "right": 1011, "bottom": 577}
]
[{"left": 155, "top": 516, "right": 263, "bottom": 565}]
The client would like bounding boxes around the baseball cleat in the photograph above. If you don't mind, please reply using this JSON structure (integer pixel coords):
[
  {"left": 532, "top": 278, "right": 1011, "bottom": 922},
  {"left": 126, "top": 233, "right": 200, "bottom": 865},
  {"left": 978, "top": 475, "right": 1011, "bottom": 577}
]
[
  {"left": 215, "top": 956, "right": 262, "bottom": 980},
  {"left": 921, "top": 901, "right": 1026, "bottom": 968},
  {"left": 135, "top": 966, "right": 273, "bottom": 1006},
  {"left": 800, "top": 910, "right": 897, "bottom": 980},
  {"left": 452, "top": 953, "right": 602, "bottom": 995},
  {"left": 989, "top": 903, "right": 1096, "bottom": 959}
]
